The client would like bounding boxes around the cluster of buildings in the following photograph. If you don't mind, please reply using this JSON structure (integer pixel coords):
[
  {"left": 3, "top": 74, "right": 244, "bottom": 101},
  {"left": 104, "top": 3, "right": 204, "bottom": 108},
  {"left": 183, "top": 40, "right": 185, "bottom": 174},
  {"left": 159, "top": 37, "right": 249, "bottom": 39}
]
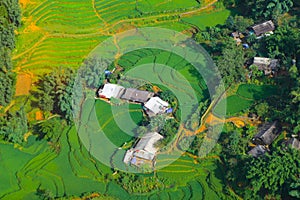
[
  {"left": 230, "top": 20, "right": 300, "bottom": 157},
  {"left": 248, "top": 121, "right": 300, "bottom": 157},
  {"left": 231, "top": 20, "right": 275, "bottom": 45},
  {"left": 98, "top": 83, "right": 170, "bottom": 116},
  {"left": 231, "top": 20, "right": 280, "bottom": 76},
  {"left": 97, "top": 83, "right": 171, "bottom": 168}
]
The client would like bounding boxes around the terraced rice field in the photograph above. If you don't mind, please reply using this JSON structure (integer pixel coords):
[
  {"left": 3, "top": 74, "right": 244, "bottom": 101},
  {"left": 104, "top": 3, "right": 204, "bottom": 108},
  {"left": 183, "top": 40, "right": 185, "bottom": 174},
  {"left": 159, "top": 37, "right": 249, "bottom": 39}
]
[
  {"left": 95, "top": 101, "right": 143, "bottom": 145},
  {"left": 214, "top": 84, "right": 278, "bottom": 117},
  {"left": 114, "top": 48, "right": 209, "bottom": 103},
  {"left": 14, "top": 0, "right": 224, "bottom": 95},
  {"left": 182, "top": 9, "right": 231, "bottom": 30},
  {"left": 0, "top": 126, "right": 225, "bottom": 199},
  {"left": 0, "top": 127, "right": 110, "bottom": 199},
  {"left": 6, "top": 0, "right": 233, "bottom": 198}
]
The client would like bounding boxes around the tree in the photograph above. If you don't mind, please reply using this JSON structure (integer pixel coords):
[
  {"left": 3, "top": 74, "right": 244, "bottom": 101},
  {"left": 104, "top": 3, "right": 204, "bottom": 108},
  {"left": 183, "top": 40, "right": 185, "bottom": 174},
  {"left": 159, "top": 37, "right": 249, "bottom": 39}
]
[
  {"left": 263, "top": 24, "right": 299, "bottom": 66},
  {"left": 185, "top": 100, "right": 208, "bottom": 131},
  {"left": 0, "top": 108, "right": 28, "bottom": 144},
  {"left": 254, "top": 102, "right": 270, "bottom": 119},
  {"left": 0, "top": 0, "right": 21, "bottom": 106},
  {"left": 289, "top": 179, "right": 300, "bottom": 198},
  {"left": 34, "top": 68, "right": 76, "bottom": 124},
  {"left": 0, "top": 71, "right": 16, "bottom": 106},
  {"left": 79, "top": 57, "right": 107, "bottom": 89},
  {"left": 216, "top": 41, "right": 246, "bottom": 86},
  {"left": 159, "top": 90, "right": 175, "bottom": 103},
  {"left": 35, "top": 118, "right": 63, "bottom": 141},
  {"left": 267, "top": 0, "right": 294, "bottom": 20},
  {"left": 249, "top": 65, "right": 263, "bottom": 81},
  {"left": 246, "top": 147, "right": 300, "bottom": 197},
  {"left": 226, "top": 15, "right": 254, "bottom": 33},
  {"left": 237, "top": 0, "right": 293, "bottom": 20},
  {"left": 36, "top": 187, "right": 54, "bottom": 200},
  {"left": 149, "top": 115, "right": 166, "bottom": 132}
]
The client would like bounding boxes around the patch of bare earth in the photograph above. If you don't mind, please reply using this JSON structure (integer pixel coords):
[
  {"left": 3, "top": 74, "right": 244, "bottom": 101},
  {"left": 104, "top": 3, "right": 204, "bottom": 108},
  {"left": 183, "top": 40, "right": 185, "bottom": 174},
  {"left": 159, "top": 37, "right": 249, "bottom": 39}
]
[{"left": 15, "top": 73, "right": 33, "bottom": 96}]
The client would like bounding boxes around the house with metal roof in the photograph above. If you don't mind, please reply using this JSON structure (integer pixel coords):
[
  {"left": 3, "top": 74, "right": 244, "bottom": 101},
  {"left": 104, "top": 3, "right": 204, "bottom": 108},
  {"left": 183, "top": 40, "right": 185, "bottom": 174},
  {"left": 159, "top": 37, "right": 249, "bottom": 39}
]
[
  {"left": 248, "top": 145, "right": 267, "bottom": 157},
  {"left": 98, "top": 83, "right": 125, "bottom": 99},
  {"left": 121, "top": 88, "right": 154, "bottom": 103},
  {"left": 144, "top": 97, "right": 169, "bottom": 116},
  {"left": 251, "top": 20, "right": 275, "bottom": 36},
  {"left": 123, "top": 132, "right": 164, "bottom": 167},
  {"left": 284, "top": 138, "right": 300, "bottom": 150},
  {"left": 252, "top": 121, "right": 279, "bottom": 146},
  {"left": 253, "top": 57, "right": 279, "bottom": 75}
]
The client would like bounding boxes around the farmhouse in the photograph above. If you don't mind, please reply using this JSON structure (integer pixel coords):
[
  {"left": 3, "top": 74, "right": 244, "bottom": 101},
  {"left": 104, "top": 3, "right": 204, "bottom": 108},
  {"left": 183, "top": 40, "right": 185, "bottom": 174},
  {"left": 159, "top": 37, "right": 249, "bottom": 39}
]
[
  {"left": 123, "top": 132, "right": 164, "bottom": 167},
  {"left": 253, "top": 57, "right": 279, "bottom": 75},
  {"left": 248, "top": 145, "right": 267, "bottom": 157},
  {"left": 252, "top": 121, "right": 279, "bottom": 146},
  {"left": 284, "top": 138, "right": 300, "bottom": 150},
  {"left": 121, "top": 88, "right": 154, "bottom": 103},
  {"left": 251, "top": 20, "right": 275, "bottom": 36},
  {"left": 144, "top": 97, "right": 169, "bottom": 116},
  {"left": 98, "top": 83, "right": 125, "bottom": 99}
]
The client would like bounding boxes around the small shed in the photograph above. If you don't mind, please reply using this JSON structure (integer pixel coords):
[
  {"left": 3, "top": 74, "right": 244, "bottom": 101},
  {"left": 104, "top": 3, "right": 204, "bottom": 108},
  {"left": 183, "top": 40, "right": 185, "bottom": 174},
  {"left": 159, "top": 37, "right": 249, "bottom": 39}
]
[
  {"left": 144, "top": 97, "right": 169, "bottom": 116},
  {"left": 284, "top": 138, "right": 300, "bottom": 150},
  {"left": 231, "top": 31, "right": 244, "bottom": 44},
  {"left": 98, "top": 83, "right": 125, "bottom": 99},
  {"left": 248, "top": 145, "right": 267, "bottom": 157},
  {"left": 252, "top": 121, "right": 279, "bottom": 146},
  {"left": 251, "top": 20, "right": 275, "bottom": 36},
  {"left": 123, "top": 149, "right": 134, "bottom": 164},
  {"left": 121, "top": 88, "right": 154, "bottom": 103}
]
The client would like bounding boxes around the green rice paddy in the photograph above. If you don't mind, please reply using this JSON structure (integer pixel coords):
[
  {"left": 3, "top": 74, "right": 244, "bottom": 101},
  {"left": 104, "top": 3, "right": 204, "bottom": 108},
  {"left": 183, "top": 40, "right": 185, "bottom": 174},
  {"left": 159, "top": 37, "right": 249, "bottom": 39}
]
[
  {"left": 5, "top": 0, "right": 233, "bottom": 198},
  {"left": 15, "top": 0, "right": 229, "bottom": 76},
  {"left": 214, "top": 84, "right": 278, "bottom": 117},
  {"left": 182, "top": 9, "right": 231, "bottom": 30}
]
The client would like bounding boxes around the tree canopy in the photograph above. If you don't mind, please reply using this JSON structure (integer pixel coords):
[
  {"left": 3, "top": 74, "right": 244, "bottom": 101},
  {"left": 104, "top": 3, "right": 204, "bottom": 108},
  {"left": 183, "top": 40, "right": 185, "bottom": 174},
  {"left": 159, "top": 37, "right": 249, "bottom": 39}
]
[
  {"left": 0, "top": 0, "right": 21, "bottom": 106},
  {"left": 34, "top": 68, "right": 76, "bottom": 124}
]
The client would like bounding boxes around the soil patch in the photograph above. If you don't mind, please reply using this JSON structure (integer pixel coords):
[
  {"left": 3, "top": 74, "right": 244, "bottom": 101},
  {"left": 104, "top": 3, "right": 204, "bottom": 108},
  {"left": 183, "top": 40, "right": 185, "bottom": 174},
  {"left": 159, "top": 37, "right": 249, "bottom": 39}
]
[{"left": 15, "top": 73, "right": 32, "bottom": 96}]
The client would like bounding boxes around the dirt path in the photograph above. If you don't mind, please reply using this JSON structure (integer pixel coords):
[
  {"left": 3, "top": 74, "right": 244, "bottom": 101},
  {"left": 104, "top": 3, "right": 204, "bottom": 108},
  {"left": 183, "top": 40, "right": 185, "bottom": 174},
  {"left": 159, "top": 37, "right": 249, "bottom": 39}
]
[
  {"left": 180, "top": 0, "right": 218, "bottom": 17},
  {"left": 92, "top": 0, "right": 109, "bottom": 26},
  {"left": 193, "top": 113, "right": 257, "bottom": 135},
  {"left": 13, "top": 35, "right": 48, "bottom": 60}
]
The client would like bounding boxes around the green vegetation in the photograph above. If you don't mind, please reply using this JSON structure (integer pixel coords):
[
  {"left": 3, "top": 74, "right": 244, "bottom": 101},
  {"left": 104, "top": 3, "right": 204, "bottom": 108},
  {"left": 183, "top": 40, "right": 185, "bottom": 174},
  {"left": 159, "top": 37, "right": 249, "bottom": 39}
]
[
  {"left": 214, "top": 95, "right": 253, "bottom": 116},
  {"left": 0, "top": 0, "right": 20, "bottom": 106},
  {"left": 237, "top": 84, "right": 278, "bottom": 100},
  {"left": 95, "top": 100, "right": 143, "bottom": 146},
  {"left": 182, "top": 9, "right": 231, "bottom": 30},
  {"left": 137, "top": 0, "right": 201, "bottom": 13},
  {"left": 214, "top": 84, "right": 277, "bottom": 117},
  {"left": 0, "top": 0, "right": 299, "bottom": 199},
  {"left": 236, "top": 0, "right": 294, "bottom": 20},
  {"left": 32, "top": 68, "right": 76, "bottom": 123},
  {"left": 113, "top": 48, "right": 209, "bottom": 103}
]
